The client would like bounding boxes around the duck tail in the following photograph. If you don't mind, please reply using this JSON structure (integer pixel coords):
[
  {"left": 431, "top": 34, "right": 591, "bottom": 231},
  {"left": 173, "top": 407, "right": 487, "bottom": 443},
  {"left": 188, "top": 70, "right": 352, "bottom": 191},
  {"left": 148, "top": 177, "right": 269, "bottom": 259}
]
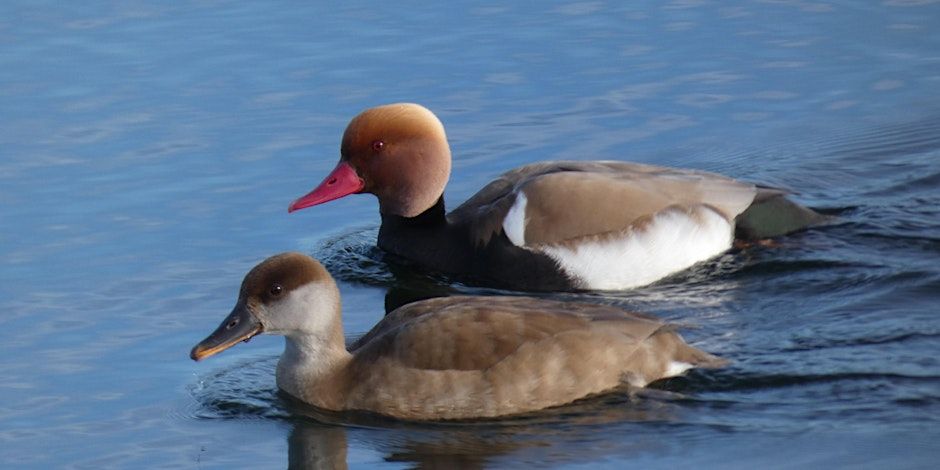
[
  {"left": 653, "top": 326, "right": 728, "bottom": 370},
  {"left": 672, "top": 339, "right": 728, "bottom": 369},
  {"left": 735, "top": 188, "right": 831, "bottom": 239}
]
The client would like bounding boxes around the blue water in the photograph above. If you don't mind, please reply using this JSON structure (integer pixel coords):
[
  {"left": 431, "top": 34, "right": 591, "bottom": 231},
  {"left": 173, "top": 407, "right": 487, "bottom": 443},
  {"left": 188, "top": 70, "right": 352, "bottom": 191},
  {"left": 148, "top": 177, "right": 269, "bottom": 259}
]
[{"left": 2, "top": 1, "right": 939, "bottom": 468}]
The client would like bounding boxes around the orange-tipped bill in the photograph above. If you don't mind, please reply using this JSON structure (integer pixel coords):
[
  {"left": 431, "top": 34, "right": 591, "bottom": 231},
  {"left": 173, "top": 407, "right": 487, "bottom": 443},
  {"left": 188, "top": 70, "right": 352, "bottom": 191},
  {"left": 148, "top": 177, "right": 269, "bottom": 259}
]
[
  {"left": 190, "top": 302, "right": 262, "bottom": 361},
  {"left": 288, "top": 161, "right": 364, "bottom": 213}
]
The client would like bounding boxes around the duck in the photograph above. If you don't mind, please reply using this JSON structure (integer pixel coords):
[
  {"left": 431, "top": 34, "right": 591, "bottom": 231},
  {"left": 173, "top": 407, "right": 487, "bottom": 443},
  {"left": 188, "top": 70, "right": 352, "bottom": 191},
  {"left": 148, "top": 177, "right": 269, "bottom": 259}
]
[
  {"left": 288, "top": 103, "right": 827, "bottom": 291},
  {"left": 190, "top": 252, "right": 725, "bottom": 421}
]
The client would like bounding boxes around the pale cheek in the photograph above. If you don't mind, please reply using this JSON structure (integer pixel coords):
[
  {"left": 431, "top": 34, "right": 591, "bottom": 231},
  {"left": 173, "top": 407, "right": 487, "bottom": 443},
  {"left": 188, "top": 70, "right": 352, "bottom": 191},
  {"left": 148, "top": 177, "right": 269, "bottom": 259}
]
[{"left": 264, "top": 283, "right": 339, "bottom": 335}]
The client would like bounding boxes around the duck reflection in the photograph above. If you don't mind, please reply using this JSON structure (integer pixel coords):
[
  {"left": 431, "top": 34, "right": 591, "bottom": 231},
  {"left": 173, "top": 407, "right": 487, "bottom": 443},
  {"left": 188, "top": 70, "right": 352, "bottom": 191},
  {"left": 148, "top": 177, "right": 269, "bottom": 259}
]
[
  {"left": 379, "top": 256, "right": 465, "bottom": 314},
  {"left": 282, "top": 385, "right": 691, "bottom": 469},
  {"left": 288, "top": 422, "right": 348, "bottom": 470}
]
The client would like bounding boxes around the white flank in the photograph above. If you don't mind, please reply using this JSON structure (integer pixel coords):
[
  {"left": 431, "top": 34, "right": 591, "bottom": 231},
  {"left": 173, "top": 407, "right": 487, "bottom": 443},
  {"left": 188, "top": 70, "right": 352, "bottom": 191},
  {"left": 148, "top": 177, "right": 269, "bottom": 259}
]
[
  {"left": 539, "top": 206, "right": 733, "bottom": 290},
  {"left": 665, "top": 361, "right": 694, "bottom": 377},
  {"left": 502, "top": 192, "right": 528, "bottom": 247}
]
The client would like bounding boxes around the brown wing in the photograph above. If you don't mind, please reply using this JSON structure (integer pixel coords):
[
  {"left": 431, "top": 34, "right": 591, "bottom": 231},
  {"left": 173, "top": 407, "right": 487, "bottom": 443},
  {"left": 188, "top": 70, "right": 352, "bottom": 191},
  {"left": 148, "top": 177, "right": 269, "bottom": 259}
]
[
  {"left": 349, "top": 296, "right": 667, "bottom": 371},
  {"left": 449, "top": 161, "right": 757, "bottom": 247}
]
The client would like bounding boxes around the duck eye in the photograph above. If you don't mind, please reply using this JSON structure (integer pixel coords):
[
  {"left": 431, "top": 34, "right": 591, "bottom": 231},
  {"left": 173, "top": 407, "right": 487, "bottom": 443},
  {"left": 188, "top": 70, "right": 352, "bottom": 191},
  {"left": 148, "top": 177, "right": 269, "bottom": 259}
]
[
  {"left": 269, "top": 283, "right": 283, "bottom": 297},
  {"left": 371, "top": 140, "right": 385, "bottom": 152}
]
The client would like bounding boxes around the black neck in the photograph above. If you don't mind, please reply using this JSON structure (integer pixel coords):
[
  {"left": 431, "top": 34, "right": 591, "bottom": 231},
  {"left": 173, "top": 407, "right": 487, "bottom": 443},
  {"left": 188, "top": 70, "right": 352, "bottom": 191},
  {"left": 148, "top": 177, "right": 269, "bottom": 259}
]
[{"left": 380, "top": 196, "right": 447, "bottom": 229}]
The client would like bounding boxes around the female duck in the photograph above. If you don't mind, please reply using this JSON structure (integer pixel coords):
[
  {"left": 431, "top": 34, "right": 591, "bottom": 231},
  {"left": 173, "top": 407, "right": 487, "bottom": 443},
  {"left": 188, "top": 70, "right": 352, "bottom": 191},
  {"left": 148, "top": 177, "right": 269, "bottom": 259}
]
[
  {"left": 191, "top": 252, "right": 725, "bottom": 421},
  {"left": 288, "top": 103, "right": 826, "bottom": 291}
]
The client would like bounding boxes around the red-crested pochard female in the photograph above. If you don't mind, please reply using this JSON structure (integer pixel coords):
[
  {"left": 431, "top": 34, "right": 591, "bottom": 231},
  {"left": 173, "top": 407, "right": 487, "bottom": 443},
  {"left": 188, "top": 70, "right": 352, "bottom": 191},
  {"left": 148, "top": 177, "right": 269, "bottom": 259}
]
[
  {"left": 191, "top": 253, "right": 725, "bottom": 421},
  {"left": 289, "top": 103, "right": 826, "bottom": 291}
]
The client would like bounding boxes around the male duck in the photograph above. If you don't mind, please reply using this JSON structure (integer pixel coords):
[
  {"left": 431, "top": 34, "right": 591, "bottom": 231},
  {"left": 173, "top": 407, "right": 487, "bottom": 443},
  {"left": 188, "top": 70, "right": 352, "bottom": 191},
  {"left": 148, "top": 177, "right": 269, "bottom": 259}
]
[
  {"left": 289, "top": 103, "right": 825, "bottom": 291},
  {"left": 191, "top": 252, "right": 725, "bottom": 421}
]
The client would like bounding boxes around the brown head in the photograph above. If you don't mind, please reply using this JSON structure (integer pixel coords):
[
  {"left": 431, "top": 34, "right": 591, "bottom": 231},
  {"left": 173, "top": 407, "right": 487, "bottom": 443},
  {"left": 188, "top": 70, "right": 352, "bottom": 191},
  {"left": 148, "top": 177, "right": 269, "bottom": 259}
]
[
  {"left": 288, "top": 103, "right": 452, "bottom": 218},
  {"left": 190, "top": 252, "right": 341, "bottom": 361}
]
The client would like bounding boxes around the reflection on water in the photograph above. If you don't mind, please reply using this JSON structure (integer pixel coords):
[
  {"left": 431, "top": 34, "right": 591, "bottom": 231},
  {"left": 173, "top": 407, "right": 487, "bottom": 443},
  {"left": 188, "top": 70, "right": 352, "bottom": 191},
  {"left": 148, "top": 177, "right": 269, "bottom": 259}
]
[{"left": 289, "top": 423, "right": 348, "bottom": 470}]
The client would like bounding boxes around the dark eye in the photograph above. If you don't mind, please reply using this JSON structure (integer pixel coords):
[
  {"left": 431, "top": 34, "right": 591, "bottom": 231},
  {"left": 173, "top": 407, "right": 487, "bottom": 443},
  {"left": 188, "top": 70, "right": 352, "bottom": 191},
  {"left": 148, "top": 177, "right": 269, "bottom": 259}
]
[
  {"left": 269, "top": 283, "right": 283, "bottom": 297},
  {"left": 371, "top": 140, "right": 385, "bottom": 152}
]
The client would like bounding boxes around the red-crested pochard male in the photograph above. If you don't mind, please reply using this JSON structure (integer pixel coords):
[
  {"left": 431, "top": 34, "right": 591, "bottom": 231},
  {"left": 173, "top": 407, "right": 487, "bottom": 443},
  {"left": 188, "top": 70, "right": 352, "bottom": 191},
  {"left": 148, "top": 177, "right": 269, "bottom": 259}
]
[
  {"left": 288, "top": 103, "right": 826, "bottom": 291},
  {"left": 191, "top": 252, "right": 725, "bottom": 421}
]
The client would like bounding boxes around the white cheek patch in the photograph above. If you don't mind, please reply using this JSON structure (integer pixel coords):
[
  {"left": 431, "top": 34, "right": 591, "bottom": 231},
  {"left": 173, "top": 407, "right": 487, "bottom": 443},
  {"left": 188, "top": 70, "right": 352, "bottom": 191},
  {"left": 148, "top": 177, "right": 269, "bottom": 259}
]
[
  {"left": 538, "top": 206, "right": 733, "bottom": 290},
  {"left": 265, "top": 282, "right": 338, "bottom": 336},
  {"left": 502, "top": 192, "right": 528, "bottom": 247}
]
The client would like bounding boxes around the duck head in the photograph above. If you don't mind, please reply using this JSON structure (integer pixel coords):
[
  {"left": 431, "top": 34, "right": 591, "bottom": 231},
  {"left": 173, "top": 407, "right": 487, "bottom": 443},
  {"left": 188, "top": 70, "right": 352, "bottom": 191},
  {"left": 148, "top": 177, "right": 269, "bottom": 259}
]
[
  {"left": 190, "top": 253, "right": 340, "bottom": 361},
  {"left": 288, "top": 103, "right": 452, "bottom": 218}
]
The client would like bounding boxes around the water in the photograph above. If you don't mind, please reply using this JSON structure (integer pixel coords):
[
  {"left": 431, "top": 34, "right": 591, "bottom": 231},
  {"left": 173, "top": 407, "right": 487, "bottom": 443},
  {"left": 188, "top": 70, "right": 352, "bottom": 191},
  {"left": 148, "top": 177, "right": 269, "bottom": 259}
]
[{"left": 2, "top": 1, "right": 939, "bottom": 468}]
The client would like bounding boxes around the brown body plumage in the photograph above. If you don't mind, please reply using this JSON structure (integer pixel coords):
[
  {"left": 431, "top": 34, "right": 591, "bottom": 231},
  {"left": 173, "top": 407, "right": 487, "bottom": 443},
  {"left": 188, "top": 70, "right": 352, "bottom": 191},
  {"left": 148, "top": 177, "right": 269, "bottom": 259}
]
[{"left": 192, "top": 253, "right": 725, "bottom": 421}]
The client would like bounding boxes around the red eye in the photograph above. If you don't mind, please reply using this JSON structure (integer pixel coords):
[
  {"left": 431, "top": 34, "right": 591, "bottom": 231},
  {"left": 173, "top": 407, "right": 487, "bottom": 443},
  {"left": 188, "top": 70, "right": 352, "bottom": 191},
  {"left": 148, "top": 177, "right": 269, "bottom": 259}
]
[{"left": 371, "top": 140, "right": 385, "bottom": 152}]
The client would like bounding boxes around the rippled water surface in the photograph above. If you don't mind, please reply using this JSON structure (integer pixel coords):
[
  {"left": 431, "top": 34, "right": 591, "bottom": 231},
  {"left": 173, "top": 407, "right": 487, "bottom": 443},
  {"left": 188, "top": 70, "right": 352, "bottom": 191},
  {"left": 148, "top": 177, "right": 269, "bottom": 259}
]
[{"left": 2, "top": 1, "right": 939, "bottom": 468}]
